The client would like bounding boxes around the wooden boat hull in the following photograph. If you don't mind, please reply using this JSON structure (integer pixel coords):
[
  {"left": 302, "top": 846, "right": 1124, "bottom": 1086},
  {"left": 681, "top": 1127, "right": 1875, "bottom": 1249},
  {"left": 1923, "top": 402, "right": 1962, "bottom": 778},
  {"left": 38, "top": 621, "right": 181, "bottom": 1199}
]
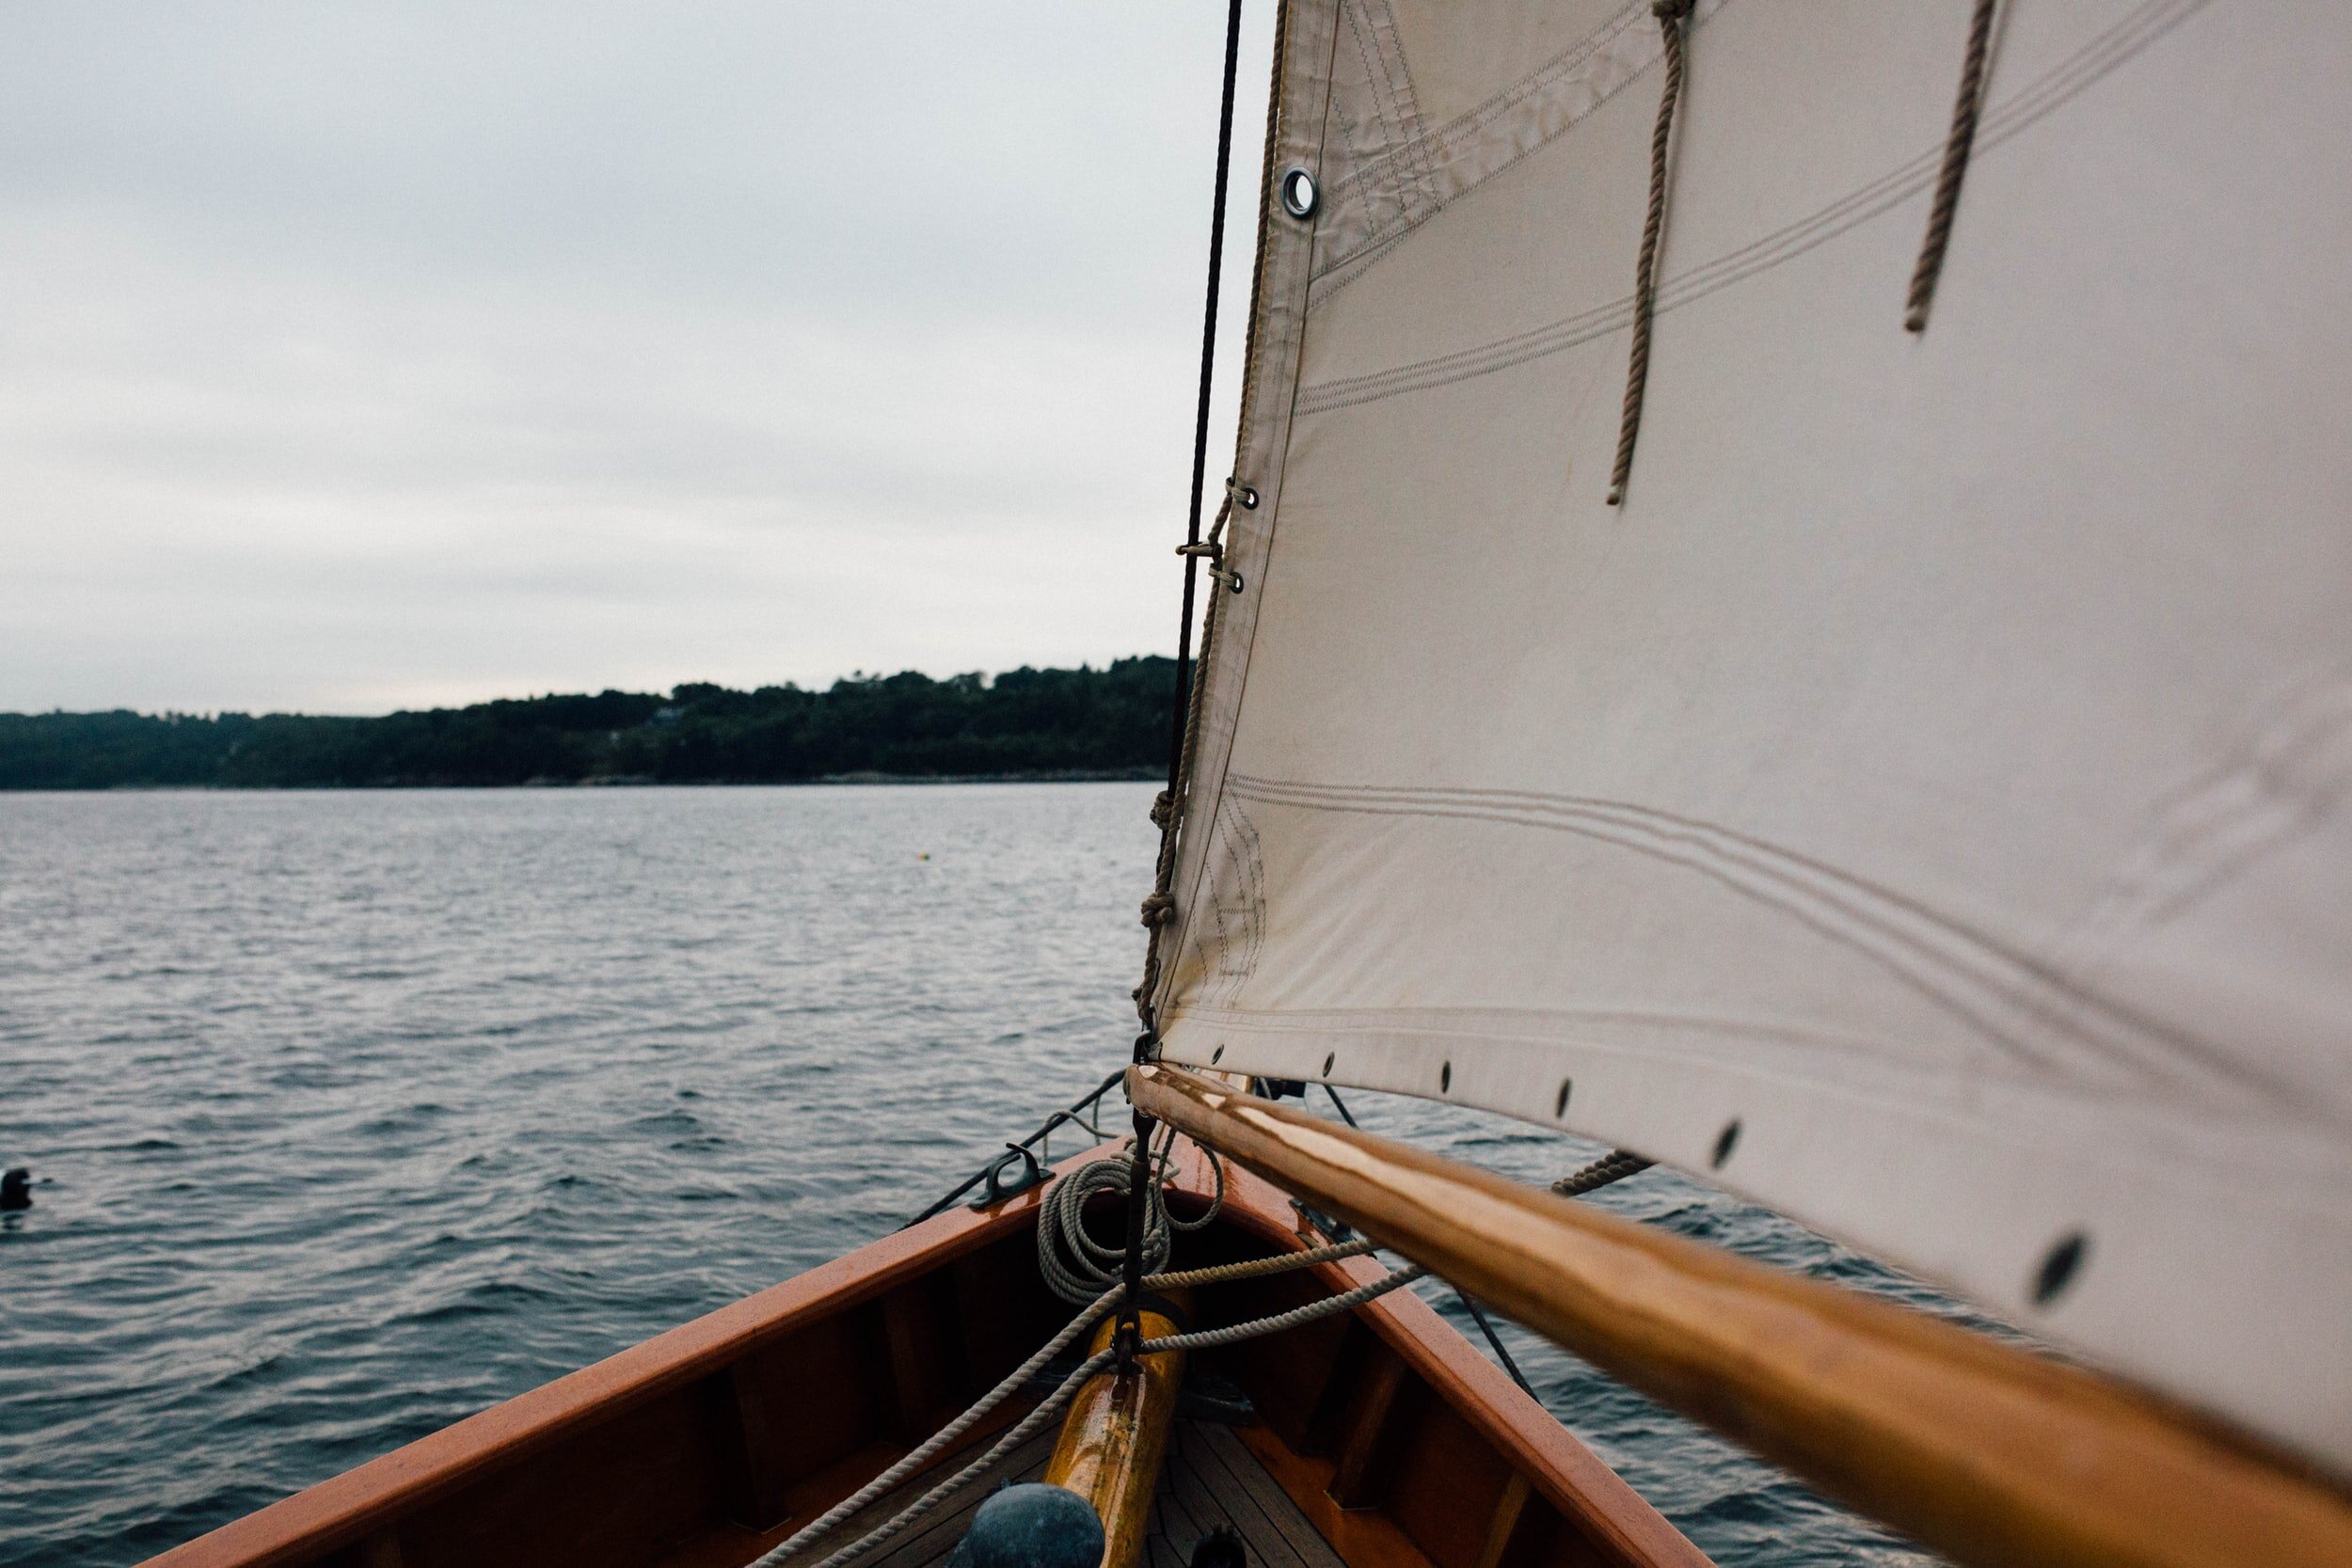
[{"left": 139, "top": 1145, "right": 1709, "bottom": 1568}]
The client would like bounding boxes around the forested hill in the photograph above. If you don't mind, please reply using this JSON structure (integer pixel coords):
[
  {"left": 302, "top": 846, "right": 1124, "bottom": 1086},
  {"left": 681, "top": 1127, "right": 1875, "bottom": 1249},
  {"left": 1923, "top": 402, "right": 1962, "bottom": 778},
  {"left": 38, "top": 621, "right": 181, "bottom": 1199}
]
[{"left": 0, "top": 659, "right": 1177, "bottom": 789}]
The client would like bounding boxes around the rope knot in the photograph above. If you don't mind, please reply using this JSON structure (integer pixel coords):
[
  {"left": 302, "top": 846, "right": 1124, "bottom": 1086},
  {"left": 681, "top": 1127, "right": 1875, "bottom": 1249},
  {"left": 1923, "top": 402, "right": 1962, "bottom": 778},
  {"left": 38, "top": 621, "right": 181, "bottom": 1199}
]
[
  {"left": 1150, "top": 790, "right": 1179, "bottom": 829},
  {"left": 1139, "top": 893, "right": 1177, "bottom": 928},
  {"left": 1652, "top": 0, "right": 1692, "bottom": 18}
]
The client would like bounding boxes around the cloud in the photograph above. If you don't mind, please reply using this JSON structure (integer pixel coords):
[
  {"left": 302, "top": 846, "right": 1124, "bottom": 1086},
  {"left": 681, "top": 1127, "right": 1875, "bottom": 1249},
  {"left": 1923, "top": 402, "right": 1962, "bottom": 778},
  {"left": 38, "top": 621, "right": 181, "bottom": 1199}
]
[{"left": 0, "top": 2, "right": 1274, "bottom": 712}]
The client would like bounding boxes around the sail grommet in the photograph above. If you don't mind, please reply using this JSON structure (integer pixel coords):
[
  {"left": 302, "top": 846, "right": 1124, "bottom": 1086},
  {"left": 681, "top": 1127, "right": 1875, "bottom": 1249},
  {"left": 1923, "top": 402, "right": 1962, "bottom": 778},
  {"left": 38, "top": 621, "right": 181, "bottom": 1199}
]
[
  {"left": 1554, "top": 1079, "right": 1573, "bottom": 1117},
  {"left": 1279, "top": 166, "right": 1319, "bottom": 220},
  {"left": 1321, "top": 1052, "right": 1335, "bottom": 1079},
  {"left": 1227, "top": 478, "right": 1259, "bottom": 510},
  {"left": 2032, "top": 1230, "right": 2090, "bottom": 1307},
  {"left": 1710, "top": 1118, "right": 1741, "bottom": 1168}
]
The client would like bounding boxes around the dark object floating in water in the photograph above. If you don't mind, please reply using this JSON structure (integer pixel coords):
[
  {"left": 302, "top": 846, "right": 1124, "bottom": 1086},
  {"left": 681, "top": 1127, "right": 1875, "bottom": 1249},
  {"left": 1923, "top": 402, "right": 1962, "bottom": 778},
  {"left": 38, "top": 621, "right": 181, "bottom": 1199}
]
[
  {"left": 944, "top": 1483, "right": 1104, "bottom": 1568},
  {"left": 0, "top": 1168, "right": 29, "bottom": 1211}
]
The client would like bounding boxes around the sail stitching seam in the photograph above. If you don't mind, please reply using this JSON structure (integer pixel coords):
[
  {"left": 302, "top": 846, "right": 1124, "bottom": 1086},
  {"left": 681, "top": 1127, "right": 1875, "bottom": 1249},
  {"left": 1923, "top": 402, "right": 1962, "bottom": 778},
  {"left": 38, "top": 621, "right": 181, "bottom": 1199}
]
[
  {"left": 1222, "top": 795, "right": 1268, "bottom": 1006},
  {"left": 1354, "top": 0, "right": 1445, "bottom": 241},
  {"left": 1338, "top": 0, "right": 1423, "bottom": 249},
  {"left": 1220, "top": 774, "right": 2273, "bottom": 1101},
  {"left": 1311, "top": 0, "right": 1690, "bottom": 295},
  {"left": 1321, "top": 0, "right": 1648, "bottom": 207},
  {"left": 1294, "top": 0, "right": 2211, "bottom": 416}
]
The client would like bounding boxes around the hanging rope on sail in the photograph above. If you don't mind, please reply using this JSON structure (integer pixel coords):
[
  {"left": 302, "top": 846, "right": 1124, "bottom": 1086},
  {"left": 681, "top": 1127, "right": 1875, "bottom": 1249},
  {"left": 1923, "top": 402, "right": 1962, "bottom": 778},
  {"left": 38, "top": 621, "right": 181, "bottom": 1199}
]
[
  {"left": 1552, "top": 1148, "right": 1653, "bottom": 1196},
  {"left": 1606, "top": 0, "right": 1693, "bottom": 508},
  {"left": 1905, "top": 0, "right": 1999, "bottom": 332}
]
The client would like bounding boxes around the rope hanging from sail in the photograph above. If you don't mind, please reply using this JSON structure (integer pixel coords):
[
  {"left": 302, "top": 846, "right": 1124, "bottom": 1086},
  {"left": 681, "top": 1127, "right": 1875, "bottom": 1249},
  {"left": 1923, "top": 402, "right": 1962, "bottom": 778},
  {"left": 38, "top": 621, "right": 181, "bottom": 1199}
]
[
  {"left": 1606, "top": 0, "right": 1693, "bottom": 508},
  {"left": 1552, "top": 1148, "right": 1654, "bottom": 1196},
  {"left": 1905, "top": 0, "right": 1999, "bottom": 332}
]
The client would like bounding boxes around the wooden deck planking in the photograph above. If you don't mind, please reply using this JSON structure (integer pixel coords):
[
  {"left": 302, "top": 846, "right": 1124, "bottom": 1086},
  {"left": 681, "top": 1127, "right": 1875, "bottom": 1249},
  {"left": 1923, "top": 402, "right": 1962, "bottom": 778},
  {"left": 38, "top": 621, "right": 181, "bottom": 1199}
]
[
  {"left": 1149, "top": 1423, "right": 1350, "bottom": 1568},
  {"left": 1184, "top": 1423, "right": 1351, "bottom": 1568},
  {"left": 855, "top": 1427, "right": 1060, "bottom": 1568}
]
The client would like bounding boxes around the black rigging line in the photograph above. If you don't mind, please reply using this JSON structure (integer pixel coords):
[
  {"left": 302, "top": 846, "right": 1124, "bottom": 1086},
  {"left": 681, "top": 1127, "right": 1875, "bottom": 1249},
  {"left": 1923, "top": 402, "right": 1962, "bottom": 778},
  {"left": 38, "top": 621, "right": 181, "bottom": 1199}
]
[
  {"left": 1160, "top": 0, "right": 1248, "bottom": 826},
  {"left": 1123, "top": 0, "right": 1249, "bottom": 1366}
]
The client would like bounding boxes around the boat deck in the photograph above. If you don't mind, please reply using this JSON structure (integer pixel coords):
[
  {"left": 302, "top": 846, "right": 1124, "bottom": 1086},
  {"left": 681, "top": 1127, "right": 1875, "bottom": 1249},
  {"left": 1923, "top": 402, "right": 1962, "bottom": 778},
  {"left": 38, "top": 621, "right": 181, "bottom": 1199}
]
[{"left": 845, "top": 1419, "right": 1345, "bottom": 1568}]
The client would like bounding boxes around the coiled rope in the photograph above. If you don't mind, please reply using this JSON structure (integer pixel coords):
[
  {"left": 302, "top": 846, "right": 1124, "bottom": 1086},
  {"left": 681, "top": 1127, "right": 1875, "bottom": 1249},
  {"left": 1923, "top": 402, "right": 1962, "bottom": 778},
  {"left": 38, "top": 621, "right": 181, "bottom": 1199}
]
[
  {"left": 762, "top": 1127, "right": 1657, "bottom": 1568},
  {"left": 757, "top": 1239, "right": 1406, "bottom": 1568},
  {"left": 1037, "top": 1127, "right": 1225, "bottom": 1305}
]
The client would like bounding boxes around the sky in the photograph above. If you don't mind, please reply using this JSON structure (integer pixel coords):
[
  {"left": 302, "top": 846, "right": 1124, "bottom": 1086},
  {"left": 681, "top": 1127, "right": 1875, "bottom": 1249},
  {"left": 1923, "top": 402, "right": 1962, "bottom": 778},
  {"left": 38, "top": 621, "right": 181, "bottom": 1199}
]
[{"left": 0, "top": 3, "right": 1276, "bottom": 714}]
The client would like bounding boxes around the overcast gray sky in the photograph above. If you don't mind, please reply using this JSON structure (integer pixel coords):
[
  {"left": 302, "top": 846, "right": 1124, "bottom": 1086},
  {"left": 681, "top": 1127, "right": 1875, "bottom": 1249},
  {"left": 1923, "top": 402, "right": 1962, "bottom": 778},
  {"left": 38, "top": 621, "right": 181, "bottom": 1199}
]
[{"left": 0, "top": 3, "right": 1275, "bottom": 714}]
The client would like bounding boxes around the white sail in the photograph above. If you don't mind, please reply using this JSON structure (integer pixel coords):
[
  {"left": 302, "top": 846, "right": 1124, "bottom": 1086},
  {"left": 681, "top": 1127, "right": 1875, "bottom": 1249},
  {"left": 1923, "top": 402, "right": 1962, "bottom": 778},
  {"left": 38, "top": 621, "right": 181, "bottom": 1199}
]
[{"left": 1152, "top": 0, "right": 2352, "bottom": 1476}]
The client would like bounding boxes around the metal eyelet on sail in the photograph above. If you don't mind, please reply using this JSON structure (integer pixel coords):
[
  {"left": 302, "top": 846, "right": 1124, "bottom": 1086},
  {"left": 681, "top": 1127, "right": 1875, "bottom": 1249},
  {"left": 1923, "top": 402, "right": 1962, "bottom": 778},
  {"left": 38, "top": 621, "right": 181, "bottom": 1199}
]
[
  {"left": 1905, "top": 0, "right": 2000, "bottom": 332},
  {"left": 1279, "top": 166, "right": 1319, "bottom": 220},
  {"left": 1606, "top": 0, "right": 1694, "bottom": 508}
]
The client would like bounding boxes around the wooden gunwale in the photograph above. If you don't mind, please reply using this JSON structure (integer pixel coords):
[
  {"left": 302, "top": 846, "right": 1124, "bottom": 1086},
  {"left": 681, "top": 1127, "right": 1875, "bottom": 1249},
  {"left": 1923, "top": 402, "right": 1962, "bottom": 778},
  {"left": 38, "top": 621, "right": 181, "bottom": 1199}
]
[
  {"left": 139, "top": 1151, "right": 1093, "bottom": 1568},
  {"left": 1132, "top": 1062, "right": 2352, "bottom": 1568},
  {"left": 139, "top": 1132, "right": 1708, "bottom": 1568}
]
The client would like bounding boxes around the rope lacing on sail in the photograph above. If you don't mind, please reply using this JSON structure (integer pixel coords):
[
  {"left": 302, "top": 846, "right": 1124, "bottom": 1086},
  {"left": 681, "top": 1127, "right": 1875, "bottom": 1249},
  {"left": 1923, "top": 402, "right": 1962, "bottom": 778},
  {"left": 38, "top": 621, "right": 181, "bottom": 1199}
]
[
  {"left": 1606, "top": 0, "right": 1693, "bottom": 508},
  {"left": 1906, "top": 0, "right": 2000, "bottom": 332}
]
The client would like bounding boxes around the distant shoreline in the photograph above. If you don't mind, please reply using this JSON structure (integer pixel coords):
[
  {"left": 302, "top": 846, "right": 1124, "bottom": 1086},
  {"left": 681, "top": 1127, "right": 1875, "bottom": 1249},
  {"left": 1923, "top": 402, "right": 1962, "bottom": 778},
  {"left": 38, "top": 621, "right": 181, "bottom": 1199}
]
[
  {"left": 22, "top": 768, "right": 1163, "bottom": 794},
  {"left": 1, "top": 661, "right": 1177, "bottom": 791}
]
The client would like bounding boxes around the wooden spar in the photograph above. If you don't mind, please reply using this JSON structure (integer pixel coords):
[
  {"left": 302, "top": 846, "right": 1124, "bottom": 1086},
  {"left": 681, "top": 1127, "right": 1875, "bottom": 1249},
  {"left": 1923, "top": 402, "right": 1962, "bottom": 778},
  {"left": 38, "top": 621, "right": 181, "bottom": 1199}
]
[
  {"left": 1045, "top": 1293, "right": 1189, "bottom": 1568},
  {"left": 1128, "top": 1063, "right": 2352, "bottom": 1568}
]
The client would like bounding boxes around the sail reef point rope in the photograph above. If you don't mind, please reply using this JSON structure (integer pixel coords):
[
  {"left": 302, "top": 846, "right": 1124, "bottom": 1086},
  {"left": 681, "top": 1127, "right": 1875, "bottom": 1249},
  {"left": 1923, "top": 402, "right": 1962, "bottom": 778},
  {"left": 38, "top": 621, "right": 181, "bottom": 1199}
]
[
  {"left": 1906, "top": 0, "right": 2000, "bottom": 332},
  {"left": 1606, "top": 0, "right": 1693, "bottom": 508}
]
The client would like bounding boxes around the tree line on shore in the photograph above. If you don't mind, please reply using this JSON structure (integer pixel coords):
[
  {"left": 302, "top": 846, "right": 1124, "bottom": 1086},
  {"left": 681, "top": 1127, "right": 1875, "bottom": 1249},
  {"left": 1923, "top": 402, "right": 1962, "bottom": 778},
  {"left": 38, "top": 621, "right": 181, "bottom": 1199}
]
[{"left": 0, "top": 659, "right": 1178, "bottom": 789}]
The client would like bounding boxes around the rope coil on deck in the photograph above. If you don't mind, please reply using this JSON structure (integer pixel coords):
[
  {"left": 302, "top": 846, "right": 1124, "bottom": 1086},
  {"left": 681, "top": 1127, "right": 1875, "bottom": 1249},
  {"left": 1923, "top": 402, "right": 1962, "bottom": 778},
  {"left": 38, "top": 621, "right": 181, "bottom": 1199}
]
[
  {"left": 765, "top": 1129, "right": 1656, "bottom": 1568},
  {"left": 766, "top": 1259, "right": 1429, "bottom": 1568},
  {"left": 754, "top": 1231, "right": 1402, "bottom": 1568},
  {"left": 1037, "top": 1129, "right": 1226, "bottom": 1305}
]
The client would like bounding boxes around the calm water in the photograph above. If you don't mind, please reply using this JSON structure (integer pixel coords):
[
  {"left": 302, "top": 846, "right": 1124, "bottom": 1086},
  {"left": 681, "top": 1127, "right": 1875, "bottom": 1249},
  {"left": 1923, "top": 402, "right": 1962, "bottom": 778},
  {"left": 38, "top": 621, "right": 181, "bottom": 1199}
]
[{"left": 1, "top": 785, "right": 1961, "bottom": 1567}]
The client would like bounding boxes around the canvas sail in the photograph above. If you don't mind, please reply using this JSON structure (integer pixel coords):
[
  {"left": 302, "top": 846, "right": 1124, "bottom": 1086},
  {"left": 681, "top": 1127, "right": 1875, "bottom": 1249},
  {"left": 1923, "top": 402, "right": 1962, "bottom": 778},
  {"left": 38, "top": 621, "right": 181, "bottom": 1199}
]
[{"left": 1149, "top": 0, "right": 2352, "bottom": 1476}]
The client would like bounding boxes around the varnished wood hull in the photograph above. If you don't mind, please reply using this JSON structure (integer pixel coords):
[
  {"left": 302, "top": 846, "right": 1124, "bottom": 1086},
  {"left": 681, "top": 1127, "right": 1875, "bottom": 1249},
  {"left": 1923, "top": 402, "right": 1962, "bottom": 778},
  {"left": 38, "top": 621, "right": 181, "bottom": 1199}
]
[{"left": 139, "top": 1145, "right": 1709, "bottom": 1568}]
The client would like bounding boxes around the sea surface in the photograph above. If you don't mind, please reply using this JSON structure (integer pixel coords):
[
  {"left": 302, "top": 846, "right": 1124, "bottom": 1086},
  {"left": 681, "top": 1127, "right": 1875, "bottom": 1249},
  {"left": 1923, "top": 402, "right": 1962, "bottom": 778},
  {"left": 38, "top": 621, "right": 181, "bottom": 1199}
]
[{"left": 2, "top": 784, "right": 1973, "bottom": 1567}]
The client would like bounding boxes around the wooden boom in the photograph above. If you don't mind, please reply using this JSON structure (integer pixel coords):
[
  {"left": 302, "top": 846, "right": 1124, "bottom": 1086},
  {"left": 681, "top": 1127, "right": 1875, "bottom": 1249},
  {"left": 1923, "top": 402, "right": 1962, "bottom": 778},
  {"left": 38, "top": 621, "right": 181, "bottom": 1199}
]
[{"left": 1127, "top": 1063, "right": 2352, "bottom": 1568}]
